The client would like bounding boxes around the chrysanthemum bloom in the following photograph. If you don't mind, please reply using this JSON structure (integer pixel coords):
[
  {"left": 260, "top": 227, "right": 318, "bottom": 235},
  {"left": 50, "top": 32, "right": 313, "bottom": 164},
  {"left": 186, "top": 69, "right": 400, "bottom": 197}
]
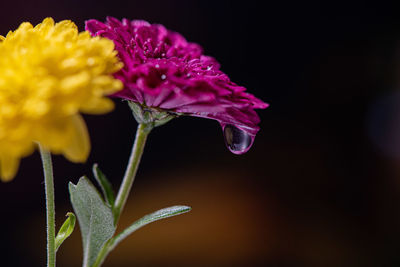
[
  {"left": 86, "top": 17, "right": 268, "bottom": 154},
  {"left": 0, "top": 18, "right": 123, "bottom": 181}
]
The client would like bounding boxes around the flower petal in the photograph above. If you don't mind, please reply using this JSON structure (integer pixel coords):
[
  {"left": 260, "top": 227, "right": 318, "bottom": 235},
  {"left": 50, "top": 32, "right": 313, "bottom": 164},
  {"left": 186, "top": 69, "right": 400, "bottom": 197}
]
[
  {"left": 0, "top": 155, "right": 20, "bottom": 182},
  {"left": 80, "top": 97, "right": 115, "bottom": 114},
  {"left": 62, "top": 114, "right": 90, "bottom": 163}
]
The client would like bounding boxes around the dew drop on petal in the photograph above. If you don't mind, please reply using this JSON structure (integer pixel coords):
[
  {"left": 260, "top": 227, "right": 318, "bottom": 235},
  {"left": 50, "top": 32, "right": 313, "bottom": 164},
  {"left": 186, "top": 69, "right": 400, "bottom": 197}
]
[
  {"left": 223, "top": 124, "right": 253, "bottom": 154},
  {"left": 161, "top": 74, "right": 166, "bottom": 80}
]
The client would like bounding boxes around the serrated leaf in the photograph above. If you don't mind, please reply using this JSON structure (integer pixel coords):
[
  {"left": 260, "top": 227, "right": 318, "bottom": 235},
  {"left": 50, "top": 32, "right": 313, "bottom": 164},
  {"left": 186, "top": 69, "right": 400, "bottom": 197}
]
[
  {"left": 92, "top": 164, "right": 115, "bottom": 207},
  {"left": 108, "top": 205, "right": 191, "bottom": 251},
  {"left": 55, "top": 212, "right": 76, "bottom": 252},
  {"left": 69, "top": 177, "right": 116, "bottom": 267}
]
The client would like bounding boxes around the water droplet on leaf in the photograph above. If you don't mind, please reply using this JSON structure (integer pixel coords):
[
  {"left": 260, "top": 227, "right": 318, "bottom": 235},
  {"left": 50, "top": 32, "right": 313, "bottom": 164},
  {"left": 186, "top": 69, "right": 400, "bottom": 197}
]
[{"left": 223, "top": 124, "right": 253, "bottom": 154}]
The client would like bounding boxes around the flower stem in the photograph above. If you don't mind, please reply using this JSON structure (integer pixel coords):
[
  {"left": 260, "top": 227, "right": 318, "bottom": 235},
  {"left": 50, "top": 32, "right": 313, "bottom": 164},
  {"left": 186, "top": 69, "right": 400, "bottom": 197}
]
[
  {"left": 113, "top": 123, "right": 151, "bottom": 225},
  {"left": 39, "top": 144, "right": 56, "bottom": 267},
  {"left": 92, "top": 123, "right": 151, "bottom": 267}
]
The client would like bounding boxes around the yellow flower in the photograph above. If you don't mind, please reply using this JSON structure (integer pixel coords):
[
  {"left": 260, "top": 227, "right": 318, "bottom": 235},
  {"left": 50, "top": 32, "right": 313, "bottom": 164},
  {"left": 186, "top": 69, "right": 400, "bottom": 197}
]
[{"left": 0, "top": 18, "right": 123, "bottom": 181}]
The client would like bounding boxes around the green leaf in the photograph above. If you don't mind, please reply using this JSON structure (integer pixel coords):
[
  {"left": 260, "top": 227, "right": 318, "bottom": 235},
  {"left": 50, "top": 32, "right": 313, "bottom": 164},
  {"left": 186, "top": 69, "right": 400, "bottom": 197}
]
[
  {"left": 92, "top": 164, "right": 115, "bottom": 207},
  {"left": 108, "top": 206, "right": 191, "bottom": 251},
  {"left": 55, "top": 212, "right": 76, "bottom": 252},
  {"left": 69, "top": 177, "right": 116, "bottom": 267}
]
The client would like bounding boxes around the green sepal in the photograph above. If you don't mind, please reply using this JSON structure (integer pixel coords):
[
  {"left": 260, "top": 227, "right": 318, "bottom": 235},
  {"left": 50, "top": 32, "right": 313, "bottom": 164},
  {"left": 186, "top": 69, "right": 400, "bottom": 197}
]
[
  {"left": 55, "top": 212, "right": 76, "bottom": 252},
  {"left": 127, "top": 101, "right": 178, "bottom": 131},
  {"left": 69, "top": 177, "right": 116, "bottom": 267},
  {"left": 92, "top": 164, "right": 115, "bottom": 207}
]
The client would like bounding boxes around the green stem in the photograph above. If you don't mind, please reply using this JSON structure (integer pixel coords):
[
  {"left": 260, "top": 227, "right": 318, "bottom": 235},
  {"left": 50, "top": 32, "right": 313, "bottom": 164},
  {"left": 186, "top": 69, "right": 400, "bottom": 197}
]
[
  {"left": 93, "top": 123, "right": 151, "bottom": 267},
  {"left": 39, "top": 144, "right": 56, "bottom": 267},
  {"left": 113, "top": 123, "right": 151, "bottom": 225}
]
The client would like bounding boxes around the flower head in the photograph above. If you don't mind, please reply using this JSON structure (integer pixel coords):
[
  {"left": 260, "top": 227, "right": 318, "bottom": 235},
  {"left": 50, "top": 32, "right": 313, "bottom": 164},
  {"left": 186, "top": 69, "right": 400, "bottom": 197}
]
[
  {"left": 0, "top": 18, "right": 123, "bottom": 181},
  {"left": 86, "top": 17, "right": 268, "bottom": 154}
]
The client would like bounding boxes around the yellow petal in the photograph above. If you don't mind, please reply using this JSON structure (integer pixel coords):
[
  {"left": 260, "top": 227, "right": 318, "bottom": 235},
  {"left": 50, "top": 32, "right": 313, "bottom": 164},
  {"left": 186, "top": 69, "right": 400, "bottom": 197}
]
[
  {"left": 17, "top": 22, "right": 33, "bottom": 32},
  {"left": 35, "top": 120, "right": 70, "bottom": 153},
  {"left": 0, "top": 155, "right": 20, "bottom": 182},
  {"left": 35, "top": 17, "right": 55, "bottom": 32},
  {"left": 62, "top": 114, "right": 90, "bottom": 163},
  {"left": 80, "top": 97, "right": 115, "bottom": 114},
  {"left": 54, "top": 20, "right": 76, "bottom": 33},
  {"left": 60, "top": 71, "right": 90, "bottom": 94}
]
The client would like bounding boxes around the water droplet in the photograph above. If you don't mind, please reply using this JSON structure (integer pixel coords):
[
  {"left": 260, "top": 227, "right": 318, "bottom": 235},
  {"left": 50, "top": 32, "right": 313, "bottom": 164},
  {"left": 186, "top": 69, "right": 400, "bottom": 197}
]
[
  {"left": 155, "top": 64, "right": 160, "bottom": 68},
  {"left": 223, "top": 124, "right": 253, "bottom": 154},
  {"left": 207, "top": 66, "right": 212, "bottom": 70},
  {"left": 161, "top": 53, "right": 166, "bottom": 57},
  {"left": 161, "top": 74, "right": 166, "bottom": 80}
]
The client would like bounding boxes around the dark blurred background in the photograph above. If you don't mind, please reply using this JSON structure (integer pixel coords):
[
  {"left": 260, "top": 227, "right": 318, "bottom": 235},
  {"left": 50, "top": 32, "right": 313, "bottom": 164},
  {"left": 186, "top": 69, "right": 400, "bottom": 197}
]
[{"left": 1, "top": 1, "right": 400, "bottom": 266}]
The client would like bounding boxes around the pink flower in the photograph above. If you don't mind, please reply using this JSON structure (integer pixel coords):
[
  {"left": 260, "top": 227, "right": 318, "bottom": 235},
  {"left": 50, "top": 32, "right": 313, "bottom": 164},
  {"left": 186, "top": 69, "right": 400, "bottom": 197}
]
[{"left": 86, "top": 17, "right": 268, "bottom": 154}]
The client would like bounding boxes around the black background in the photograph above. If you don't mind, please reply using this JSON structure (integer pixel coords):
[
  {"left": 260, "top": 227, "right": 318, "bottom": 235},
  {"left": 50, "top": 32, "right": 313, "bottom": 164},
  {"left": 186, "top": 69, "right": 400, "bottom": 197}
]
[{"left": 1, "top": 1, "right": 400, "bottom": 266}]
